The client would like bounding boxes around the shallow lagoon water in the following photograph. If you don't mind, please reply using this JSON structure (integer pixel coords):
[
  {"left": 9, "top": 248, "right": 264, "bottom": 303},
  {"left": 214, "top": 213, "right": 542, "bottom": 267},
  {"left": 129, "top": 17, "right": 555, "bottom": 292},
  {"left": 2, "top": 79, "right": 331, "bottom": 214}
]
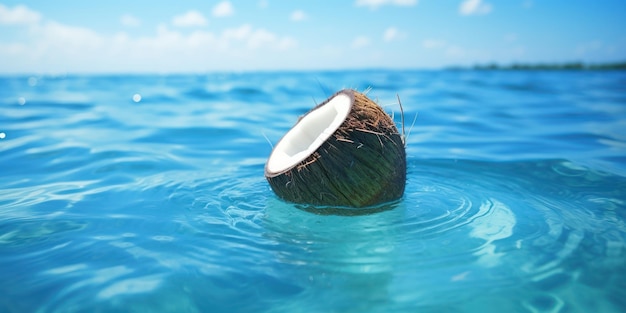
[{"left": 1, "top": 70, "right": 625, "bottom": 312}]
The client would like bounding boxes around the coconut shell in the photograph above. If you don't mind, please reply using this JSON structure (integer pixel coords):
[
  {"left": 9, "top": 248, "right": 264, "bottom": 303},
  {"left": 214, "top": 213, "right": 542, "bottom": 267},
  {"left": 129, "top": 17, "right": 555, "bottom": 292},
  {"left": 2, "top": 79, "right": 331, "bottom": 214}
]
[{"left": 265, "top": 89, "right": 406, "bottom": 208}]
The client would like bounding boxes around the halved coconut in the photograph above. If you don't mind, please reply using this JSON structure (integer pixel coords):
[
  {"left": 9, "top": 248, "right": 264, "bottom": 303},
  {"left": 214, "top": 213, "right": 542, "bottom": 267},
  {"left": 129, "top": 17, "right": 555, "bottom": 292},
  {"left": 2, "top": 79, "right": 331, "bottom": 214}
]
[{"left": 265, "top": 89, "right": 406, "bottom": 208}]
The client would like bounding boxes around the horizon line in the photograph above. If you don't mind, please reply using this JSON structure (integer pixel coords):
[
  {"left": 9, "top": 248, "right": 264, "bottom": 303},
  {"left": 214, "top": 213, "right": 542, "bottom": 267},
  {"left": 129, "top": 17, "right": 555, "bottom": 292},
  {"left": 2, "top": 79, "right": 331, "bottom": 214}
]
[{"left": 2, "top": 60, "right": 625, "bottom": 77}]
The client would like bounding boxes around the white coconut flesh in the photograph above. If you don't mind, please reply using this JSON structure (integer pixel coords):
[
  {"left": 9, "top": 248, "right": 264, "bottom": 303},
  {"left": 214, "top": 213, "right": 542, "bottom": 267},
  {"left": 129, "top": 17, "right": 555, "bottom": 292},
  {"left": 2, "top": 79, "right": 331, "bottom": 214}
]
[{"left": 266, "top": 92, "right": 352, "bottom": 174}]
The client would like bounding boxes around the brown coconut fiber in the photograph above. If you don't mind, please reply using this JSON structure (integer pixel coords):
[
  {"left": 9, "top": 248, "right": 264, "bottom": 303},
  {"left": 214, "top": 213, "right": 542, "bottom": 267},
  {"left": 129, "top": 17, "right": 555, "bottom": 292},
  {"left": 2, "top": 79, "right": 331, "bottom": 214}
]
[{"left": 265, "top": 89, "right": 406, "bottom": 208}]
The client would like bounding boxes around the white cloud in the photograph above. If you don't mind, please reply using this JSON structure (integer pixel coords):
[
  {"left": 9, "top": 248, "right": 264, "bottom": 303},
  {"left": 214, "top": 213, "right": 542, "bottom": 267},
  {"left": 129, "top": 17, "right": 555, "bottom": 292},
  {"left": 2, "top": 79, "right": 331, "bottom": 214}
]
[
  {"left": 290, "top": 10, "right": 307, "bottom": 22},
  {"left": 120, "top": 14, "right": 141, "bottom": 27},
  {"left": 276, "top": 37, "right": 297, "bottom": 50},
  {"left": 355, "top": 0, "right": 417, "bottom": 10},
  {"left": 258, "top": 0, "right": 269, "bottom": 9},
  {"left": 0, "top": 4, "right": 41, "bottom": 25},
  {"left": 351, "top": 36, "right": 371, "bottom": 49},
  {"left": 212, "top": 1, "right": 234, "bottom": 17},
  {"left": 0, "top": 4, "right": 298, "bottom": 73},
  {"left": 223, "top": 24, "right": 252, "bottom": 40},
  {"left": 12, "top": 21, "right": 106, "bottom": 72},
  {"left": 36, "top": 21, "right": 104, "bottom": 53},
  {"left": 221, "top": 24, "right": 296, "bottom": 50},
  {"left": 172, "top": 10, "right": 208, "bottom": 27},
  {"left": 383, "top": 27, "right": 405, "bottom": 42},
  {"left": 248, "top": 28, "right": 279, "bottom": 49},
  {"left": 459, "top": 0, "right": 492, "bottom": 15},
  {"left": 41, "top": 21, "right": 99, "bottom": 40}
]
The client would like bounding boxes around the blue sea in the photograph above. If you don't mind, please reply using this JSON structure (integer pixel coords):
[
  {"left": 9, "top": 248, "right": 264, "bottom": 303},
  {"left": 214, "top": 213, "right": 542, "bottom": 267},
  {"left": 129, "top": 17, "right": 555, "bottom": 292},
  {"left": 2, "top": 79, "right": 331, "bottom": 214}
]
[{"left": 1, "top": 70, "right": 625, "bottom": 313}]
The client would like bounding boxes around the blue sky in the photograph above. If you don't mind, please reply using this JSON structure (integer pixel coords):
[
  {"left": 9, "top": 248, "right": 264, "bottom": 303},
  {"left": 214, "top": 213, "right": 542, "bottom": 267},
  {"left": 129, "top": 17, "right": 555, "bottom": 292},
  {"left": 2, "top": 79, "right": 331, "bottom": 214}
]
[{"left": 0, "top": 0, "right": 624, "bottom": 73}]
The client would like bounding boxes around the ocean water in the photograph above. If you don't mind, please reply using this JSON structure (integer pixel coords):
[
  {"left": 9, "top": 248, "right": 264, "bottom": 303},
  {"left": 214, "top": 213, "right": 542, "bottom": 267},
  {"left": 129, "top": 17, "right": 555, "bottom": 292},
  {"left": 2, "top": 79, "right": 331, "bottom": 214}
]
[{"left": 1, "top": 70, "right": 625, "bottom": 313}]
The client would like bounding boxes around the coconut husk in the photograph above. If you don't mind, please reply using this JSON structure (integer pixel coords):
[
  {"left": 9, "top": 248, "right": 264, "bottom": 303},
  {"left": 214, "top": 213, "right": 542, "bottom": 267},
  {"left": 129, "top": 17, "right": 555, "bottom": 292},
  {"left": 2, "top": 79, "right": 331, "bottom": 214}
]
[{"left": 265, "top": 89, "right": 406, "bottom": 208}]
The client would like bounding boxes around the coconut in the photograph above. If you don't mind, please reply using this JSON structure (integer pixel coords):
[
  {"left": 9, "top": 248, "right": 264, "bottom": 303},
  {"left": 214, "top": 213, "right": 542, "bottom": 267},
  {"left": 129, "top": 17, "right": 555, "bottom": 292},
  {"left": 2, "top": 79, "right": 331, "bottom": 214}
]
[{"left": 265, "top": 89, "right": 406, "bottom": 208}]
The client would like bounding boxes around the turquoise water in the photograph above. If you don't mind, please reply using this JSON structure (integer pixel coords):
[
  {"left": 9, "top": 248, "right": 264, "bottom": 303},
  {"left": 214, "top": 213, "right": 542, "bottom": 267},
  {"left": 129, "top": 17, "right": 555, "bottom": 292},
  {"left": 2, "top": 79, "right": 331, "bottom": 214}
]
[{"left": 1, "top": 70, "right": 625, "bottom": 312}]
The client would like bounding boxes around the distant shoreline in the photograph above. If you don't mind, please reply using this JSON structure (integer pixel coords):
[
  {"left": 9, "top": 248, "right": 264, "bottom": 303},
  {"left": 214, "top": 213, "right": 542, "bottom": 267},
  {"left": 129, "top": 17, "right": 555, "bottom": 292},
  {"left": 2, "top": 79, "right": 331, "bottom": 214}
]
[{"left": 450, "top": 61, "right": 626, "bottom": 71}]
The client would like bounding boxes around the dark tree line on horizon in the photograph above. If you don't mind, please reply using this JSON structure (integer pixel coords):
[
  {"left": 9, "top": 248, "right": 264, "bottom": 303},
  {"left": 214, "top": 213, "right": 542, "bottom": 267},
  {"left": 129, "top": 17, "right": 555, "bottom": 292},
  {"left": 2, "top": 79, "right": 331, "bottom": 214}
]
[{"left": 449, "top": 61, "right": 626, "bottom": 71}]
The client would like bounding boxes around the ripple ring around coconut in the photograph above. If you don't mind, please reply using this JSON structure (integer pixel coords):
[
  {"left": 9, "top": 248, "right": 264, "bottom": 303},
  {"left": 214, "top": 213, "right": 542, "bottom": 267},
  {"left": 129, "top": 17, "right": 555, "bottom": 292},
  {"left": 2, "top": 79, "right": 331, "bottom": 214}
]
[{"left": 265, "top": 89, "right": 406, "bottom": 208}]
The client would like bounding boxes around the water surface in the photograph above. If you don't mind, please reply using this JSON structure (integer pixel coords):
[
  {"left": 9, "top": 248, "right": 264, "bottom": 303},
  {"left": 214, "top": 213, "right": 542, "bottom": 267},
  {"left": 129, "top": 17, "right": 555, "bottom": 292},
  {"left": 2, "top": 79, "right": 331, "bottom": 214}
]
[{"left": 1, "top": 70, "right": 625, "bottom": 312}]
